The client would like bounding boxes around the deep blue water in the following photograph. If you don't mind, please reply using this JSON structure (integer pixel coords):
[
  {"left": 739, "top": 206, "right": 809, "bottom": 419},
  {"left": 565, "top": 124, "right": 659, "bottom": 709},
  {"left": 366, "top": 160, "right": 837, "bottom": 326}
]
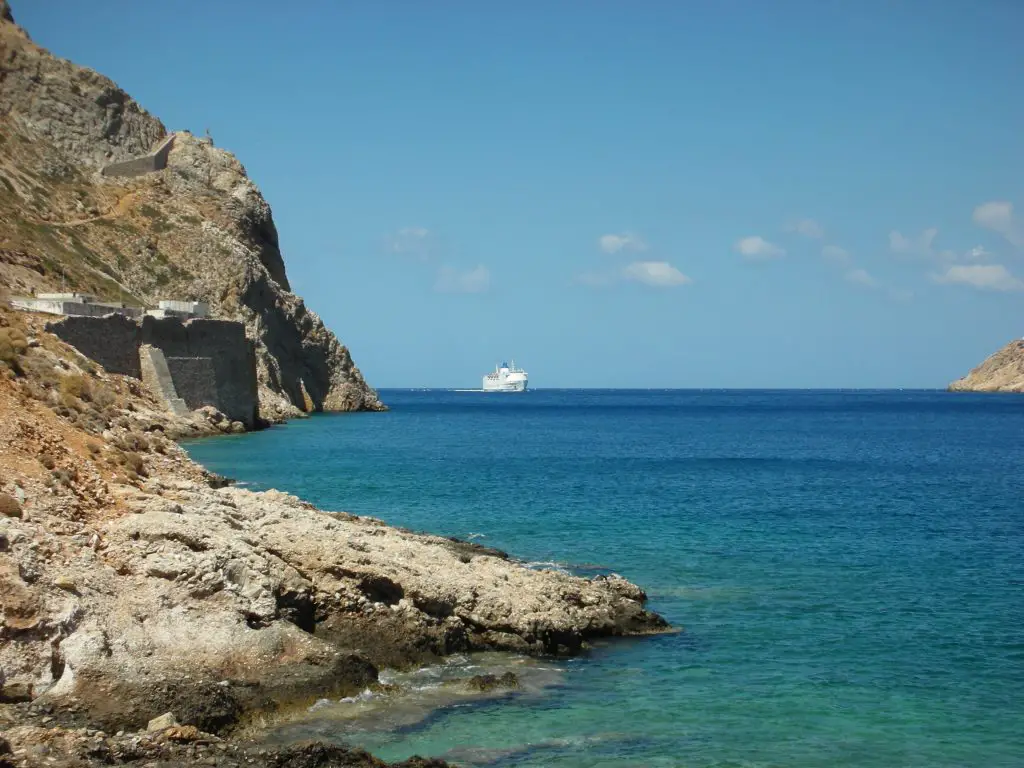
[{"left": 185, "top": 390, "right": 1024, "bottom": 767}]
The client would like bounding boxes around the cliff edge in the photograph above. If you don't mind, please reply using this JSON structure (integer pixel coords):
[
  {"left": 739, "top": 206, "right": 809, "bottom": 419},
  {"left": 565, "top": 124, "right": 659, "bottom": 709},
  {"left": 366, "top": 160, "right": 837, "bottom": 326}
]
[
  {"left": 0, "top": 5, "right": 384, "bottom": 420},
  {"left": 948, "top": 339, "right": 1024, "bottom": 393}
]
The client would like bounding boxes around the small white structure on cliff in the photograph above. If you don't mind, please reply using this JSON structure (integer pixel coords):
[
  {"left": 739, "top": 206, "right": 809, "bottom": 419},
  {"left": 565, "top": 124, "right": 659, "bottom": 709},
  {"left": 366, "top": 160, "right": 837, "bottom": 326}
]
[
  {"left": 9, "top": 292, "right": 143, "bottom": 319},
  {"left": 146, "top": 300, "right": 209, "bottom": 319},
  {"left": 8, "top": 294, "right": 208, "bottom": 320}
]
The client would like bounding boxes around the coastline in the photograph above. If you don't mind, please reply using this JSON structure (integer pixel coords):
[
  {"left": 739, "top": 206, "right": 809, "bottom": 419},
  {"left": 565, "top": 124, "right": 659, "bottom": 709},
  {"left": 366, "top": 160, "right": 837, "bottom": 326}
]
[
  {"left": 0, "top": 4, "right": 669, "bottom": 761},
  {"left": 0, "top": 310, "right": 670, "bottom": 766}
]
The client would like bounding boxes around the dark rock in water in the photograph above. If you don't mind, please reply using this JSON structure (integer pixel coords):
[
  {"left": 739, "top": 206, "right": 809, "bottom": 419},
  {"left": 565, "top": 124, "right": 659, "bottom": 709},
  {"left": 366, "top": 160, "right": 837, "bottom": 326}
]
[
  {"left": 462, "top": 672, "right": 520, "bottom": 692},
  {"left": 264, "top": 742, "right": 448, "bottom": 767},
  {"left": 205, "top": 470, "right": 235, "bottom": 489},
  {"left": 0, "top": 729, "right": 449, "bottom": 767},
  {"left": 443, "top": 537, "right": 510, "bottom": 562}
]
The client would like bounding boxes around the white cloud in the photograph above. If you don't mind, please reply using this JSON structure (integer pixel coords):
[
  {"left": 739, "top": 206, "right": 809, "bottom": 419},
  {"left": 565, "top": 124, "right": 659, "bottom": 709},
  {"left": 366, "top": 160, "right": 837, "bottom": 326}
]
[
  {"left": 967, "top": 245, "right": 990, "bottom": 260},
  {"left": 822, "top": 245, "right": 851, "bottom": 265},
  {"left": 973, "top": 201, "right": 1023, "bottom": 247},
  {"left": 843, "top": 267, "right": 911, "bottom": 300},
  {"left": 889, "top": 227, "right": 939, "bottom": 258},
  {"left": 735, "top": 235, "right": 785, "bottom": 261},
  {"left": 434, "top": 265, "right": 490, "bottom": 293},
  {"left": 385, "top": 227, "right": 434, "bottom": 260},
  {"left": 932, "top": 264, "right": 1024, "bottom": 292},
  {"left": 621, "top": 261, "right": 692, "bottom": 287},
  {"left": 598, "top": 232, "right": 647, "bottom": 254},
  {"left": 788, "top": 218, "right": 824, "bottom": 239},
  {"left": 844, "top": 268, "right": 876, "bottom": 287}
]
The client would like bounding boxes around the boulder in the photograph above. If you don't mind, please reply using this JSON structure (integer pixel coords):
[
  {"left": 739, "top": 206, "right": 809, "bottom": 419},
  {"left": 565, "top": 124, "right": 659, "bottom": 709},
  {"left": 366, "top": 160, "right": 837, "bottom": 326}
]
[{"left": 146, "top": 712, "right": 179, "bottom": 732}]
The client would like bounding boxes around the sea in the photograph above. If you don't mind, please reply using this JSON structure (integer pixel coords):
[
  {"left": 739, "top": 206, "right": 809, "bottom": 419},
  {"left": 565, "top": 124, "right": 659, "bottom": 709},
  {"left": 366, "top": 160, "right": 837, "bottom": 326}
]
[{"left": 183, "top": 389, "right": 1024, "bottom": 767}]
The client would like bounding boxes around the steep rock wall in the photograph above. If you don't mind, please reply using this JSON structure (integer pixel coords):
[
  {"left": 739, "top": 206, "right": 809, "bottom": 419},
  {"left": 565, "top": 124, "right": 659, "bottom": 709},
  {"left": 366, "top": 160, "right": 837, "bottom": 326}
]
[
  {"left": 0, "top": 4, "right": 384, "bottom": 418},
  {"left": 0, "top": 4, "right": 165, "bottom": 167}
]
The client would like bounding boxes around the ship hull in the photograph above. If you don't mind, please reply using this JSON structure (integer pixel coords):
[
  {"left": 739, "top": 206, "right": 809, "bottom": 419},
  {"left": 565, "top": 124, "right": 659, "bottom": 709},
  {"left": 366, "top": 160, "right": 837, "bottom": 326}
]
[{"left": 482, "top": 379, "right": 528, "bottom": 392}]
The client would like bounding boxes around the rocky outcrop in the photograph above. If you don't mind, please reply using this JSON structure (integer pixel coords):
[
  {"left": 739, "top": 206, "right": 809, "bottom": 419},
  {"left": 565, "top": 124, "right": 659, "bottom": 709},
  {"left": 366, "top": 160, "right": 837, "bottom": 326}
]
[
  {"left": 948, "top": 339, "right": 1024, "bottom": 393},
  {"left": 0, "top": 721, "right": 451, "bottom": 767},
  {"left": 1, "top": 477, "right": 666, "bottom": 732},
  {"left": 0, "top": 5, "right": 384, "bottom": 419},
  {"left": 0, "top": 6, "right": 671, "bottom": 764},
  {"left": 160, "top": 133, "right": 385, "bottom": 417},
  {"left": 0, "top": 6, "right": 165, "bottom": 168},
  {"left": 0, "top": 307, "right": 669, "bottom": 745}
]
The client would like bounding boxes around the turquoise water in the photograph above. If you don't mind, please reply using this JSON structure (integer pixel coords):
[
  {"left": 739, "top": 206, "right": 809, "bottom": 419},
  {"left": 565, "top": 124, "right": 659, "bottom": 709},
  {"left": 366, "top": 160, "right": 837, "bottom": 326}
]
[{"left": 185, "top": 390, "right": 1024, "bottom": 767}]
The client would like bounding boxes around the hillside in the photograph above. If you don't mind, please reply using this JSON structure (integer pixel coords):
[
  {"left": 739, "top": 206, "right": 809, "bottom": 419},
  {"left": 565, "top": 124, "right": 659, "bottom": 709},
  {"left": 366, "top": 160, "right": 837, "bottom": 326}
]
[
  {"left": 948, "top": 339, "right": 1024, "bottom": 393},
  {"left": 0, "top": 2, "right": 383, "bottom": 421}
]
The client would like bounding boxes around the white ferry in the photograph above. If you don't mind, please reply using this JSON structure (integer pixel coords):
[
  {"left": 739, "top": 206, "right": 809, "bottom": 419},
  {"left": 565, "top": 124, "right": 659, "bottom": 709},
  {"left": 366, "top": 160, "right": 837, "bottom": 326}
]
[{"left": 482, "top": 360, "right": 528, "bottom": 392}]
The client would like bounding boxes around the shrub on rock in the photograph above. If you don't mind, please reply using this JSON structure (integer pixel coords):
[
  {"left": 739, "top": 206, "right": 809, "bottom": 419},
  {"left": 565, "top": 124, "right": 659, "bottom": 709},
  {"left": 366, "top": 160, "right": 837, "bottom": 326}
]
[{"left": 0, "top": 492, "right": 22, "bottom": 518}]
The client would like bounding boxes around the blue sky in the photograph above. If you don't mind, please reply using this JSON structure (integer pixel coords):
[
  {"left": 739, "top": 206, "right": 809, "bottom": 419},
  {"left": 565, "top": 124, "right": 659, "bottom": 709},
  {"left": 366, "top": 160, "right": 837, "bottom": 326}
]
[{"left": 16, "top": 1, "right": 1024, "bottom": 388}]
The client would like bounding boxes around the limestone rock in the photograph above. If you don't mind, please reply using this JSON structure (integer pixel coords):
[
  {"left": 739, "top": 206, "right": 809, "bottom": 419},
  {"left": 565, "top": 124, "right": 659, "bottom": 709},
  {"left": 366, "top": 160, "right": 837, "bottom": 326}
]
[
  {"left": 0, "top": 680, "right": 33, "bottom": 703},
  {"left": 949, "top": 339, "right": 1024, "bottom": 393},
  {"left": 53, "top": 574, "right": 77, "bottom": 591},
  {"left": 146, "top": 712, "right": 178, "bottom": 732},
  {"left": 0, "top": 8, "right": 165, "bottom": 168}
]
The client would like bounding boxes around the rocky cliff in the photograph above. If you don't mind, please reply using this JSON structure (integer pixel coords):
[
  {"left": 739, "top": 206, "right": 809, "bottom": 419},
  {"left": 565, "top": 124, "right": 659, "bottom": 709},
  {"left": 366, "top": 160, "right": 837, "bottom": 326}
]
[
  {"left": 0, "top": 304, "right": 668, "bottom": 764},
  {"left": 948, "top": 338, "right": 1024, "bottom": 393},
  {"left": 0, "top": 6, "right": 672, "bottom": 766},
  {"left": 0, "top": 4, "right": 384, "bottom": 420}
]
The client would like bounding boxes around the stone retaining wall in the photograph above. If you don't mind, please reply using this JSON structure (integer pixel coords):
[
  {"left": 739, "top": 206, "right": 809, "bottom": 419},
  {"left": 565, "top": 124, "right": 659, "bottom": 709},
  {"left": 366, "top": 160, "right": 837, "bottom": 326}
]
[
  {"left": 47, "top": 314, "right": 259, "bottom": 427},
  {"left": 166, "top": 357, "right": 218, "bottom": 411},
  {"left": 100, "top": 134, "right": 175, "bottom": 178}
]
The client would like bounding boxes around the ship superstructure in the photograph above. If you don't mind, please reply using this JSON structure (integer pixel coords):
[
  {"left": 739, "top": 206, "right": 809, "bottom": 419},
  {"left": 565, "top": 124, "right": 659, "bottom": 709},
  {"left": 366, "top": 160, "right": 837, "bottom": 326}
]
[{"left": 482, "top": 360, "right": 528, "bottom": 392}]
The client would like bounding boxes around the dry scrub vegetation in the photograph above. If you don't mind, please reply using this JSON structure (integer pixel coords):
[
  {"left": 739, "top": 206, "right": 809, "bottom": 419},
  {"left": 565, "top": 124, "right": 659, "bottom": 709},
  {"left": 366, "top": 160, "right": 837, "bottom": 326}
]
[{"left": 0, "top": 307, "right": 206, "bottom": 499}]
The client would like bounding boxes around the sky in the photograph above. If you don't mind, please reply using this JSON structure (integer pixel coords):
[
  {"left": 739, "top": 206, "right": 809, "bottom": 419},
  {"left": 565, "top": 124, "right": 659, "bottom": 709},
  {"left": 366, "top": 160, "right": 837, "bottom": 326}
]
[{"left": 15, "top": 1, "right": 1024, "bottom": 388}]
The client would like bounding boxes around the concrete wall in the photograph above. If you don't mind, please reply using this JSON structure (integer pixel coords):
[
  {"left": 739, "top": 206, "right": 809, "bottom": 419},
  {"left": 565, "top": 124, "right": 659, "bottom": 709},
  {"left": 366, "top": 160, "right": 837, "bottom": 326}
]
[
  {"left": 158, "top": 300, "right": 208, "bottom": 317},
  {"left": 37, "top": 292, "right": 95, "bottom": 301},
  {"left": 46, "top": 314, "right": 259, "bottom": 427},
  {"left": 139, "top": 345, "right": 189, "bottom": 417},
  {"left": 100, "top": 134, "right": 175, "bottom": 178},
  {"left": 10, "top": 297, "right": 143, "bottom": 318}
]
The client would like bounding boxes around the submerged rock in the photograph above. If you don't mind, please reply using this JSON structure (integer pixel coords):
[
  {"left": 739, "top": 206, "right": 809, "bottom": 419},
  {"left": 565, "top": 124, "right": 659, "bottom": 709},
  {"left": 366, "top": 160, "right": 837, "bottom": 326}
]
[{"left": 462, "top": 672, "right": 520, "bottom": 692}]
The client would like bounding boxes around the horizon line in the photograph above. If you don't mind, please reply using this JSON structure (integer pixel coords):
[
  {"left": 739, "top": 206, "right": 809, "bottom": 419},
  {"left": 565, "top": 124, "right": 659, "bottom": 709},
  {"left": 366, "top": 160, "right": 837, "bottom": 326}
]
[{"left": 373, "top": 386, "right": 959, "bottom": 392}]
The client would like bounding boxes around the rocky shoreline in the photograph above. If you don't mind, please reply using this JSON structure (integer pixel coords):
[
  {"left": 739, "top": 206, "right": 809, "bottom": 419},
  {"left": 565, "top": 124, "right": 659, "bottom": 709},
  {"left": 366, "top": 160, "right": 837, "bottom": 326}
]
[
  {"left": 0, "top": 310, "right": 670, "bottom": 765},
  {"left": 0, "top": 4, "right": 671, "bottom": 763}
]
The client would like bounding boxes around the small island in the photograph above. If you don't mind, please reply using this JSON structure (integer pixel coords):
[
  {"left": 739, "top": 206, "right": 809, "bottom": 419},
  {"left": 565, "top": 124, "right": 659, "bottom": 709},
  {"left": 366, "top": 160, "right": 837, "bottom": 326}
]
[{"left": 948, "top": 338, "right": 1024, "bottom": 393}]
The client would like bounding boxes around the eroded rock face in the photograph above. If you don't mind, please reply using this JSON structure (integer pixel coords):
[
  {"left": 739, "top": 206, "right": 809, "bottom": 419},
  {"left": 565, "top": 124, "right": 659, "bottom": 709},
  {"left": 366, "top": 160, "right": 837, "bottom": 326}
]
[
  {"left": 0, "top": 9, "right": 165, "bottom": 168},
  {"left": 1, "top": 478, "right": 667, "bottom": 732},
  {"left": 160, "top": 133, "right": 386, "bottom": 417},
  {"left": 949, "top": 339, "right": 1024, "bottom": 393},
  {"left": 0, "top": 9, "right": 385, "bottom": 418}
]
